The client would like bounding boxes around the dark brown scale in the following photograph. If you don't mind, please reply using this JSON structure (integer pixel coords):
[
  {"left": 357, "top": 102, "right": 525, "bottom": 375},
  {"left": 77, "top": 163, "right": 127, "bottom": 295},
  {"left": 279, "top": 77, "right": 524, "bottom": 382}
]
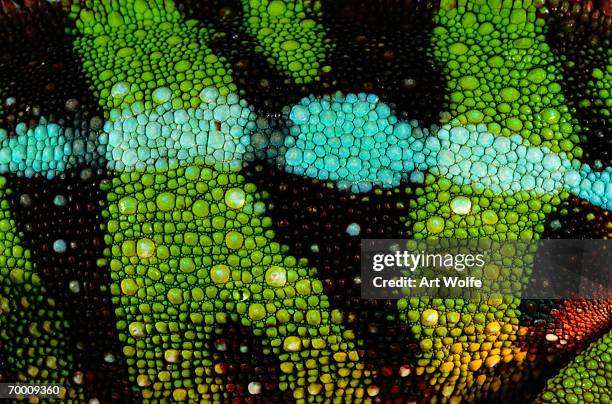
[
  {"left": 208, "top": 321, "right": 293, "bottom": 403},
  {"left": 0, "top": 338, "right": 14, "bottom": 384},
  {"left": 243, "top": 162, "right": 422, "bottom": 401},
  {"left": 6, "top": 168, "right": 135, "bottom": 404},
  {"left": 0, "top": 1, "right": 102, "bottom": 134},
  {"left": 542, "top": 196, "right": 610, "bottom": 238},
  {"left": 539, "top": 0, "right": 612, "bottom": 33}
]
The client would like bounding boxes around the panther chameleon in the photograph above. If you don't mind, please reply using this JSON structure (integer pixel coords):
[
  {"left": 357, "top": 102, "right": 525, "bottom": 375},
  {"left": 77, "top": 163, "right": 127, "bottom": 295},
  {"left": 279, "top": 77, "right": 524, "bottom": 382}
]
[{"left": 0, "top": 0, "right": 610, "bottom": 403}]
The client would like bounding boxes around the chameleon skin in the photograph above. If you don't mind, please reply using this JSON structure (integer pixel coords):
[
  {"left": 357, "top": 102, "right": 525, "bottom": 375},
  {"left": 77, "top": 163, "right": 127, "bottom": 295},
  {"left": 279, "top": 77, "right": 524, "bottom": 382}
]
[
  {"left": 0, "top": 3, "right": 128, "bottom": 402},
  {"left": 279, "top": 93, "right": 611, "bottom": 208},
  {"left": 391, "top": 0, "right": 584, "bottom": 400},
  {"left": 239, "top": 0, "right": 332, "bottom": 83},
  {"left": 65, "top": 1, "right": 370, "bottom": 401},
  {"left": 546, "top": 3, "right": 612, "bottom": 168},
  {"left": 536, "top": 328, "right": 612, "bottom": 404},
  {"left": 0, "top": 176, "right": 84, "bottom": 401},
  {"left": 0, "top": 0, "right": 609, "bottom": 403},
  {"left": 102, "top": 163, "right": 370, "bottom": 402},
  {"left": 0, "top": 2, "right": 106, "bottom": 179},
  {"left": 78, "top": 0, "right": 607, "bottom": 400}
]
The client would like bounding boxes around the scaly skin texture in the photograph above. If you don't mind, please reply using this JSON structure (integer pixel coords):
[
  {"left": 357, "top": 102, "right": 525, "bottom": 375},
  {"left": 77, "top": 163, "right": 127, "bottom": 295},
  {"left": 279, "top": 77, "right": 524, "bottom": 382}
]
[
  {"left": 66, "top": 1, "right": 369, "bottom": 401},
  {"left": 239, "top": 0, "right": 331, "bottom": 83},
  {"left": 433, "top": 0, "right": 581, "bottom": 156},
  {"left": 394, "top": 1, "right": 580, "bottom": 400},
  {"left": 102, "top": 164, "right": 368, "bottom": 402},
  {"left": 0, "top": 177, "right": 83, "bottom": 401},
  {"left": 0, "top": 0, "right": 609, "bottom": 403},
  {"left": 66, "top": 0, "right": 237, "bottom": 111},
  {"left": 536, "top": 329, "right": 612, "bottom": 404}
]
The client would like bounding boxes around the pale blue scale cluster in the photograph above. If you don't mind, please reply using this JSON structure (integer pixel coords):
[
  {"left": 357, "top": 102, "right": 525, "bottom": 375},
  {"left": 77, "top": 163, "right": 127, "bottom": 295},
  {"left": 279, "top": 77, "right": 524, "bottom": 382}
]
[
  {"left": 99, "top": 86, "right": 266, "bottom": 172},
  {"left": 0, "top": 118, "right": 103, "bottom": 179},
  {"left": 431, "top": 124, "right": 611, "bottom": 209},
  {"left": 2, "top": 85, "right": 609, "bottom": 211},
  {"left": 564, "top": 166, "right": 612, "bottom": 210},
  {"left": 280, "top": 92, "right": 428, "bottom": 192},
  {"left": 433, "top": 124, "right": 568, "bottom": 194},
  {"left": 278, "top": 92, "right": 612, "bottom": 210}
]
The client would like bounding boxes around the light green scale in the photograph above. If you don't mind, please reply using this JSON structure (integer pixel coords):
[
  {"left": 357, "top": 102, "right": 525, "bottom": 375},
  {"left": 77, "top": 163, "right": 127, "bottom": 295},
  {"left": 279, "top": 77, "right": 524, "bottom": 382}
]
[{"left": 101, "top": 161, "right": 371, "bottom": 401}]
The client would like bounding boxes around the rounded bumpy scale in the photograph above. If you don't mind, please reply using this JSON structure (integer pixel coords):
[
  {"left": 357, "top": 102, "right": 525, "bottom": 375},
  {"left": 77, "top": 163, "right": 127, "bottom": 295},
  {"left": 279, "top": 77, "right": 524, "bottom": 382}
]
[
  {"left": 102, "top": 161, "right": 373, "bottom": 402},
  {"left": 542, "top": 196, "right": 611, "bottom": 238},
  {"left": 0, "top": 176, "right": 85, "bottom": 401},
  {"left": 0, "top": 2, "right": 103, "bottom": 133},
  {"left": 65, "top": 0, "right": 238, "bottom": 111},
  {"left": 317, "top": 0, "right": 448, "bottom": 126},
  {"left": 98, "top": 86, "right": 265, "bottom": 173},
  {"left": 174, "top": 0, "right": 448, "bottom": 121},
  {"left": 0, "top": 2, "right": 106, "bottom": 179},
  {"left": 0, "top": 1, "right": 609, "bottom": 403},
  {"left": 536, "top": 329, "right": 612, "bottom": 404},
  {"left": 539, "top": 0, "right": 612, "bottom": 34},
  {"left": 546, "top": 1, "right": 612, "bottom": 168},
  {"left": 239, "top": 0, "right": 331, "bottom": 84},
  {"left": 243, "top": 161, "right": 425, "bottom": 399},
  {"left": 5, "top": 167, "right": 135, "bottom": 402},
  {"left": 433, "top": 0, "right": 581, "bottom": 157},
  {"left": 519, "top": 298, "right": 612, "bottom": 359},
  {"left": 395, "top": 0, "right": 590, "bottom": 400},
  {"left": 280, "top": 92, "right": 425, "bottom": 192},
  {"left": 277, "top": 91, "right": 612, "bottom": 209}
]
